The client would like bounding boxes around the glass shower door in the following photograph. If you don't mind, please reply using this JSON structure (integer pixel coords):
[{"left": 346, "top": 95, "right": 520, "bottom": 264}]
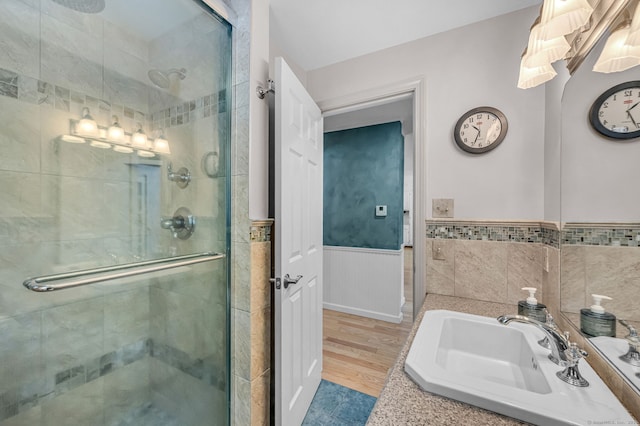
[{"left": 0, "top": 0, "right": 231, "bottom": 424}]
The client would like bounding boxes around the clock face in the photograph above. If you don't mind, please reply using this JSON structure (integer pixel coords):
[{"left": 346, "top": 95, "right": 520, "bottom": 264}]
[
  {"left": 454, "top": 107, "right": 508, "bottom": 154},
  {"left": 589, "top": 81, "right": 640, "bottom": 140}
]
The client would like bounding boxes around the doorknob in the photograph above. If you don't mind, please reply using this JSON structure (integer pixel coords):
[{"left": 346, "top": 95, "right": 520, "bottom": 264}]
[
  {"left": 283, "top": 274, "right": 302, "bottom": 289},
  {"left": 270, "top": 274, "right": 303, "bottom": 290}
]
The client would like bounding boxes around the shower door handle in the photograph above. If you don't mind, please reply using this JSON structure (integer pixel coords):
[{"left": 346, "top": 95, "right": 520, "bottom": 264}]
[{"left": 270, "top": 274, "right": 302, "bottom": 290}]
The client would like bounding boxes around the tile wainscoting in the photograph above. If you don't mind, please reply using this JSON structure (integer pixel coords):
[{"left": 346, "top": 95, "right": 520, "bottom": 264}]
[
  {"left": 233, "top": 220, "right": 272, "bottom": 426},
  {"left": 425, "top": 220, "right": 559, "bottom": 310}
]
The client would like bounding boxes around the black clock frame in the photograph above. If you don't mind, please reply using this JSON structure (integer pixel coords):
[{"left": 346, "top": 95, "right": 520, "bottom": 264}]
[
  {"left": 589, "top": 80, "right": 640, "bottom": 140},
  {"left": 453, "top": 106, "right": 508, "bottom": 154}
]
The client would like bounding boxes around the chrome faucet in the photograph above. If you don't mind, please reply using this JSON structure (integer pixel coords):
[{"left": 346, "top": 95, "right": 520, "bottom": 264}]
[
  {"left": 619, "top": 319, "right": 640, "bottom": 367},
  {"left": 498, "top": 314, "right": 589, "bottom": 387},
  {"left": 498, "top": 314, "right": 569, "bottom": 364},
  {"left": 538, "top": 308, "right": 558, "bottom": 350}
]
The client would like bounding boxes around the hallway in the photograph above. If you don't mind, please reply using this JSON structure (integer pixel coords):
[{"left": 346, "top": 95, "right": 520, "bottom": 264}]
[{"left": 321, "top": 247, "right": 414, "bottom": 397}]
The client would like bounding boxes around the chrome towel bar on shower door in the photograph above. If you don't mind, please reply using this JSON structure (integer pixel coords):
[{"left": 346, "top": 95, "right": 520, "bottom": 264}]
[{"left": 23, "top": 252, "right": 225, "bottom": 292}]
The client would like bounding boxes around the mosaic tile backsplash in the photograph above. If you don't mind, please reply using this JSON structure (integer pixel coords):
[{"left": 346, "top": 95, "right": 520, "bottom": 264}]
[
  {"left": 426, "top": 221, "right": 560, "bottom": 248},
  {"left": 562, "top": 224, "right": 640, "bottom": 247}
]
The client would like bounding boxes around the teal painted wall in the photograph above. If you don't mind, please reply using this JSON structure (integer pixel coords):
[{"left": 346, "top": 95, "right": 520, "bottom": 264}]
[{"left": 323, "top": 121, "right": 404, "bottom": 250}]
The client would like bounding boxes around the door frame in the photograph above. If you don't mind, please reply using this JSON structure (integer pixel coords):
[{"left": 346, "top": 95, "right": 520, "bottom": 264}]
[{"left": 317, "top": 76, "right": 426, "bottom": 316}]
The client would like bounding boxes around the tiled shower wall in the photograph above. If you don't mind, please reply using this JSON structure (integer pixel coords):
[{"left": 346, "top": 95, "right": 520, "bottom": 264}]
[{"left": 0, "top": 1, "right": 231, "bottom": 425}]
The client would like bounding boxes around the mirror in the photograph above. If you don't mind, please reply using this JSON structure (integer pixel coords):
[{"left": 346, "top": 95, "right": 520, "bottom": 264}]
[{"left": 560, "top": 30, "right": 640, "bottom": 393}]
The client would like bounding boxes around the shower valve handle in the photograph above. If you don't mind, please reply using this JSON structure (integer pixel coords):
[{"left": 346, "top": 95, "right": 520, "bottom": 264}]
[{"left": 160, "top": 207, "right": 195, "bottom": 240}]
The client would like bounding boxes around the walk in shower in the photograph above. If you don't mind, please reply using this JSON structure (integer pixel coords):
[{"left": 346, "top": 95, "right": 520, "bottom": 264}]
[{"left": 0, "top": 0, "right": 232, "bottom": 424}]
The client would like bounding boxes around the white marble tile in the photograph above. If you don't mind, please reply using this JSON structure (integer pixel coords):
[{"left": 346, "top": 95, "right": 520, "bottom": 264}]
[
  {"left": 40, "top": 14, "right": 103, "bottom": 98},
  {"left": 102, "top": 69, "right": 149, "bottom": 114},
  {"left": 506, "top": 242, "right": 543, "bottom": 305},
  {"left": 104, "top": 288, "right": 150, "bottom": 353},
  {"left": 0, "top": 1, "right": 40, "bottom": 79},
  {"left": 0, "top": 405, "right": 41, "bottom": 426},
  {"left": 454, "top": 240, "right": 508, "bottom": 303},
  {"left": 0, "top": 96, "right": 40, "bottom": 173},
  {"left": 41, "top": 377, "right": 104, "bottom": 426},
  {"left": 0, "top": 171, "right": 41, "bottom": 219},
  {"left": 425, "top": 238, "right": 455, "bottom": 296},
  {"left": 0, "top": 313, "right": 42, "bottom": 396},
  {"left": 560, "top": 245, "right": 586, "bottom": 314},
  {"left": 42, "top": 297, "right": 105, "bottom": 376},
  {"left": 103, "top": 20, "right": 148, "bottom": 62},
  {"left": 584, "top": 246, "right": 640, "bottom": 322},
  {"left": 103, "top": 359, "right": 151, "bottom": 426},
  {"left": 40, "top": 0, "right": 103, "bottom": 36}
]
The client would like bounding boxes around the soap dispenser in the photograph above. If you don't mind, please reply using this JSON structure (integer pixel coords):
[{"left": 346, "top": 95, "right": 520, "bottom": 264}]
[
  {"left": 517, "top": 287, "right": 547, "bottom": 323},
  {"left": 580, "top": 294, "right": 616, "bottom": 337}
]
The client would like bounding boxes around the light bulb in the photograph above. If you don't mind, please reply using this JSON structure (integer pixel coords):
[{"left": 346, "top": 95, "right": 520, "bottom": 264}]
[
  {"left": 107, "top": 115, "right": 125, "bottom": 142},
  {"left": 153, "top": 133, "right": 171, "bottom": 155},
  {"left": 131, "top": 123, "right": 148, "bottom": 148},
  {"left": 76, "top": 107, "right": 98, "bottom": 136}
]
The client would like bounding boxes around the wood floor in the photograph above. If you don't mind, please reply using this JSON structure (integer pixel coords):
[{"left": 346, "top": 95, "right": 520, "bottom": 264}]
[{"left": 321, "top": 247, "right": 414, "bottom": 397}]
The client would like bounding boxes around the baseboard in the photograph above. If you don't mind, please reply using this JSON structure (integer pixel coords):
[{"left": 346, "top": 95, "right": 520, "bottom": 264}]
[{"left": 323, "top": 302, "right": 404, "bottom": 324}]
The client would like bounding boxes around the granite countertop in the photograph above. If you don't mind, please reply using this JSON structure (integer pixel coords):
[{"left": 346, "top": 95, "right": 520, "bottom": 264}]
[{"left": 366, "top": 294, "right": 530, "bottom": 426}]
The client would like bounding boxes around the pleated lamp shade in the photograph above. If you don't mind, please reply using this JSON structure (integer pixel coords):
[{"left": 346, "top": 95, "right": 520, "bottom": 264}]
[
  {"left": 518, "top": 55, "right": 557, "bottom": 89},
  {"left": 593, "top": 25, "right": 640, "bottom": 73},
  {"left": 539, "top": 0, "right": 593, "bottom": 40},
  {"left": 524, "top": 22, "right": 571, "bottom": 68},
  {"left": 626, "top": 2, "right": 640, "bottom": 46}
]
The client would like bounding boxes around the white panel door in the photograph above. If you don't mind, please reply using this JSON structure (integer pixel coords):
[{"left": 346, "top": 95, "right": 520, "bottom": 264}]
[{"left": 274, "top": 57, "right": 323, "bottom": 426}]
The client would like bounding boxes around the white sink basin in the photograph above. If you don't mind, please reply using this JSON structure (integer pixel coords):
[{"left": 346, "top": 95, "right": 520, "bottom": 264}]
[
  {"left": 405, "top": 310, "right": 635, "bottom": 426},
  {"left": 590, "top": 336, "right": 640, "bottom": 388}
]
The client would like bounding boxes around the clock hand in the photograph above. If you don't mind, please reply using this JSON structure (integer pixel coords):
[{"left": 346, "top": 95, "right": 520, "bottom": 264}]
[
  {"left": 472, "top": 126, "right": 480, "bottom": 144},
  {"left": 628, "top": 102, "right": 639, "bottom": 111},
  {"left": 628, "top": 110, "right": 639, "bottom": 128}
]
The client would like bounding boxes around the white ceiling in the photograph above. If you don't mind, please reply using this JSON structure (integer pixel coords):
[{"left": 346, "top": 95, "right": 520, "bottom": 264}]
[{"left": 270, "top": 0, "right": 542, "bottom": 71}]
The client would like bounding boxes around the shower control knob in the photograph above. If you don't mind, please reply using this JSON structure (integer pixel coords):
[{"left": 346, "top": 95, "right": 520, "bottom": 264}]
[{"left": 161, "top": 207, "right": 195, "bottom": 240}]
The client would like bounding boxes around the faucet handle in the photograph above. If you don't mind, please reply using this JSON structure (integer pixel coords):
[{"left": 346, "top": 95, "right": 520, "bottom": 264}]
[
  {"left": 557, "top": 342, "right": 590, "bottom": 387},
  {"left": 543, "top": 308, "right": 558, "bottom": 329},
  {"left": 620, "top": 319, "right": 638, "bottom": 338},
  {"left": 566, "top": 342, "right": 588, "bottom": 360}
]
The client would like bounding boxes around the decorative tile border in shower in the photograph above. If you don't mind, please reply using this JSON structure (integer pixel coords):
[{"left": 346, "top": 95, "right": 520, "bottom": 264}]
[
  {"left": 562, "top": 223, "right": 640, "bottom": 247},
  {"left": 0, "top": 65, "right": 221, "bottom": 133},
  {"left": 0, "top": 338, "right": 225, "bottom": 423},
  {"left": 149, "top": 88, "right": 227, "bottom": 132},
  {"left": 426, "top": 220, "right": 560, "bottom": 248},
  {"left": 250, "top": 220, "right": 274, "bottom": 242}
]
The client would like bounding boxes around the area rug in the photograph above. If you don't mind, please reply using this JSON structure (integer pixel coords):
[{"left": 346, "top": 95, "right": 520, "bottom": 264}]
[{"left": 302, "top": 379, "right": 377, "bottom": 426}]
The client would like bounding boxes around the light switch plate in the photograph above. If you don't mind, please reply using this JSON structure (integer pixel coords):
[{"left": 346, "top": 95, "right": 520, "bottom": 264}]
[
  {"left": 432, "top": 199, "right": 454, "bottom": 218},
  {"left": 432, "top": 240, "right": 446, "bottom": 260},
  {"left": 375, "top": 205, "right": 387, "bottom": 217}
]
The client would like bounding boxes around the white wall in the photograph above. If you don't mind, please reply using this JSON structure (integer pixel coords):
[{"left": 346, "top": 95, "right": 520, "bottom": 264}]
[
  {"left": 544, "top": 62, "right": 570, "bottom": 223},
  {"left": 248, "top": 0, "right": 270, "bottom": 220},
  {"left": 307, "top": 6, "right": 546, "bottom": 220},
  {"left": 561, "top": 38, "right": 640, "bottom": 223}
]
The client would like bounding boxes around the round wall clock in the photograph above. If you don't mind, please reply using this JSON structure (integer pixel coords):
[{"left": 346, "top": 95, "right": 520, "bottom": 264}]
[
  {"left": 589, "top": 81, "right": 640, "bottom": 140},
  {"left": 453, "top": 106, "right": 508, "bottom": 154}
]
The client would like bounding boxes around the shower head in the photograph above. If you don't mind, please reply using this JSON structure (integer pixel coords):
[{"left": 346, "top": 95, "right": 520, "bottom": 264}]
[
  {"left": 148, "top": 68, "right": 187, "bottom": 89},
  {"left": 50, "top": 0, "right": 105, "bottom": 13}
]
